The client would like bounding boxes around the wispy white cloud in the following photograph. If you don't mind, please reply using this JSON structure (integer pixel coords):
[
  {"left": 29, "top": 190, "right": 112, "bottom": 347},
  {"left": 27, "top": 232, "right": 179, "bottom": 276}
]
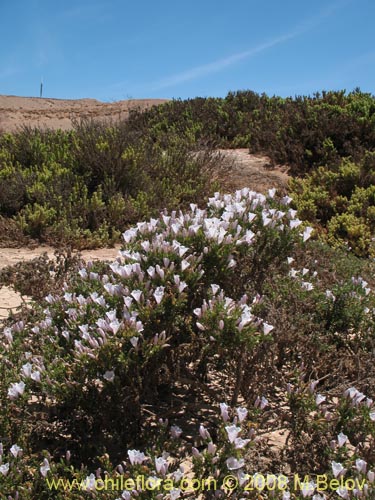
[
  {"left": 152, "top": 0, "right": 353, "bottom": 90},
  {"left": 153, "top": 34, "right": 295, "bottom": 90}
]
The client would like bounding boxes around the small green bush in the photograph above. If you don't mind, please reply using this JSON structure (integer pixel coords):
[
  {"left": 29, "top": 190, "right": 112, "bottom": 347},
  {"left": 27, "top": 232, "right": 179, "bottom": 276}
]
[
  {"left": 0, "top": 122, "right": 220, "bottom": 247},
  {"left": 290, "top": 155, "right": 375, "bottom": 256}
]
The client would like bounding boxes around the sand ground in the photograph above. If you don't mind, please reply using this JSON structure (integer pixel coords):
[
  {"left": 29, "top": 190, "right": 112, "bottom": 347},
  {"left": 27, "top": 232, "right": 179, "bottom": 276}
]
[{"left": 0, "top": 246, "right": 121, "bottom": 319}]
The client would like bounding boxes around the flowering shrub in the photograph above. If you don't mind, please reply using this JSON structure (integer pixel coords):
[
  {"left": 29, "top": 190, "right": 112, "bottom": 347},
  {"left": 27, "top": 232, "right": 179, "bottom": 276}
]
[
  {"left": 1, "top": 188, "right": 375, "bottom": 498},
  {"left": 0, "top": 394, "right": 374, "bottom": 499}
]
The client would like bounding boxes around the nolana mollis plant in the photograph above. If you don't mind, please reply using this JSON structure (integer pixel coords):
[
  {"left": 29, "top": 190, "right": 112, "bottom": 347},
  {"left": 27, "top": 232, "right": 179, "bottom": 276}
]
[{"left": 1, "top": 187, "right": 375, "bottom": 499}]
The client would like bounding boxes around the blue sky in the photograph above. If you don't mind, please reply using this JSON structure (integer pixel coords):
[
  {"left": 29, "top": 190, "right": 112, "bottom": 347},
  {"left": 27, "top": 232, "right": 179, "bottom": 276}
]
[{"left": 0, "top": 0, "right": 374, "bottom": 101}]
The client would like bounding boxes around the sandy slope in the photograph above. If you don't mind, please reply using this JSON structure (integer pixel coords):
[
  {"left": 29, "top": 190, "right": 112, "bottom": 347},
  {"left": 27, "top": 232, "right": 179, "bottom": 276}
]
[{"left": 0, "top": 95, "right": 168, "bottom": 131}]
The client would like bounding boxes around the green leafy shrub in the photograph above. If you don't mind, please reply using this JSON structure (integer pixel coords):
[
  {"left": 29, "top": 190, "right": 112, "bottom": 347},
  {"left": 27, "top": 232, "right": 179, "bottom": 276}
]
[
  {"left": 0, "top": 121, "right": 220, "bottom": 247},
  {"left": 290, "top": 155, "right": 375, "bottom": 256},
  {"left": 2, "top": 88, "right": 375, "bottom": 247},
  {"left": 127, "top": 88, "right": 375, "bottom": 173}
]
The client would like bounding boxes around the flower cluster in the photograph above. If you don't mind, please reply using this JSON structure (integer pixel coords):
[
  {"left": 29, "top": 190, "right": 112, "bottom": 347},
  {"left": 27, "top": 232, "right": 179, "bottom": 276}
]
[
  {"left": 2, "top": 187, "right": 375, "bottom": 499},
  {"left": 3, "top": 188, "right": 310, "bottom": 403}
]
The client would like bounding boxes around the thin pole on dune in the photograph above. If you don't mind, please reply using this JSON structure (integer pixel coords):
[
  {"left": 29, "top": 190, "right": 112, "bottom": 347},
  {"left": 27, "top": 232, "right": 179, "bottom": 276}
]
[{"left": 40, "top": 77, "right": 43, "bottom": 98}]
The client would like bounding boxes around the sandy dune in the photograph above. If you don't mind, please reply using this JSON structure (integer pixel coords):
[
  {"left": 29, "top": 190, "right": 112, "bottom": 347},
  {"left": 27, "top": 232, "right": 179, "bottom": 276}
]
[{"left": 0, "top": 95, "right": 168, "bottom": 131}]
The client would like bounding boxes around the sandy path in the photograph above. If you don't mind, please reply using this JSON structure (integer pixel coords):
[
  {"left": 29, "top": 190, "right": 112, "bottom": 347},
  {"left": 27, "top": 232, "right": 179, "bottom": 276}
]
[
  {"left": 0, "top": 246, "right": 121, "bottom": 319},
  {"left": 0, "top": 245, "right": 121, "bottom": 271},
  {"left": 215, "top": 149, "right": 289, "bottom": 193}
]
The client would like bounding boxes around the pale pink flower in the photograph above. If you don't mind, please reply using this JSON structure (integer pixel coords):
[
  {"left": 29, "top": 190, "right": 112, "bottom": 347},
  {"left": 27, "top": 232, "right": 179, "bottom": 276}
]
[
  {"left": 225, "top": 425, "right": 241, "bottom": 443},
  {"left": 226, "top": 457, "right": 244, "bottom": 470},
  {"left": 40, "top": 458, "right": 50, "bottom": 477},
  {"left": 10, "top": 444, "right": 22, "bottom": 457}
]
